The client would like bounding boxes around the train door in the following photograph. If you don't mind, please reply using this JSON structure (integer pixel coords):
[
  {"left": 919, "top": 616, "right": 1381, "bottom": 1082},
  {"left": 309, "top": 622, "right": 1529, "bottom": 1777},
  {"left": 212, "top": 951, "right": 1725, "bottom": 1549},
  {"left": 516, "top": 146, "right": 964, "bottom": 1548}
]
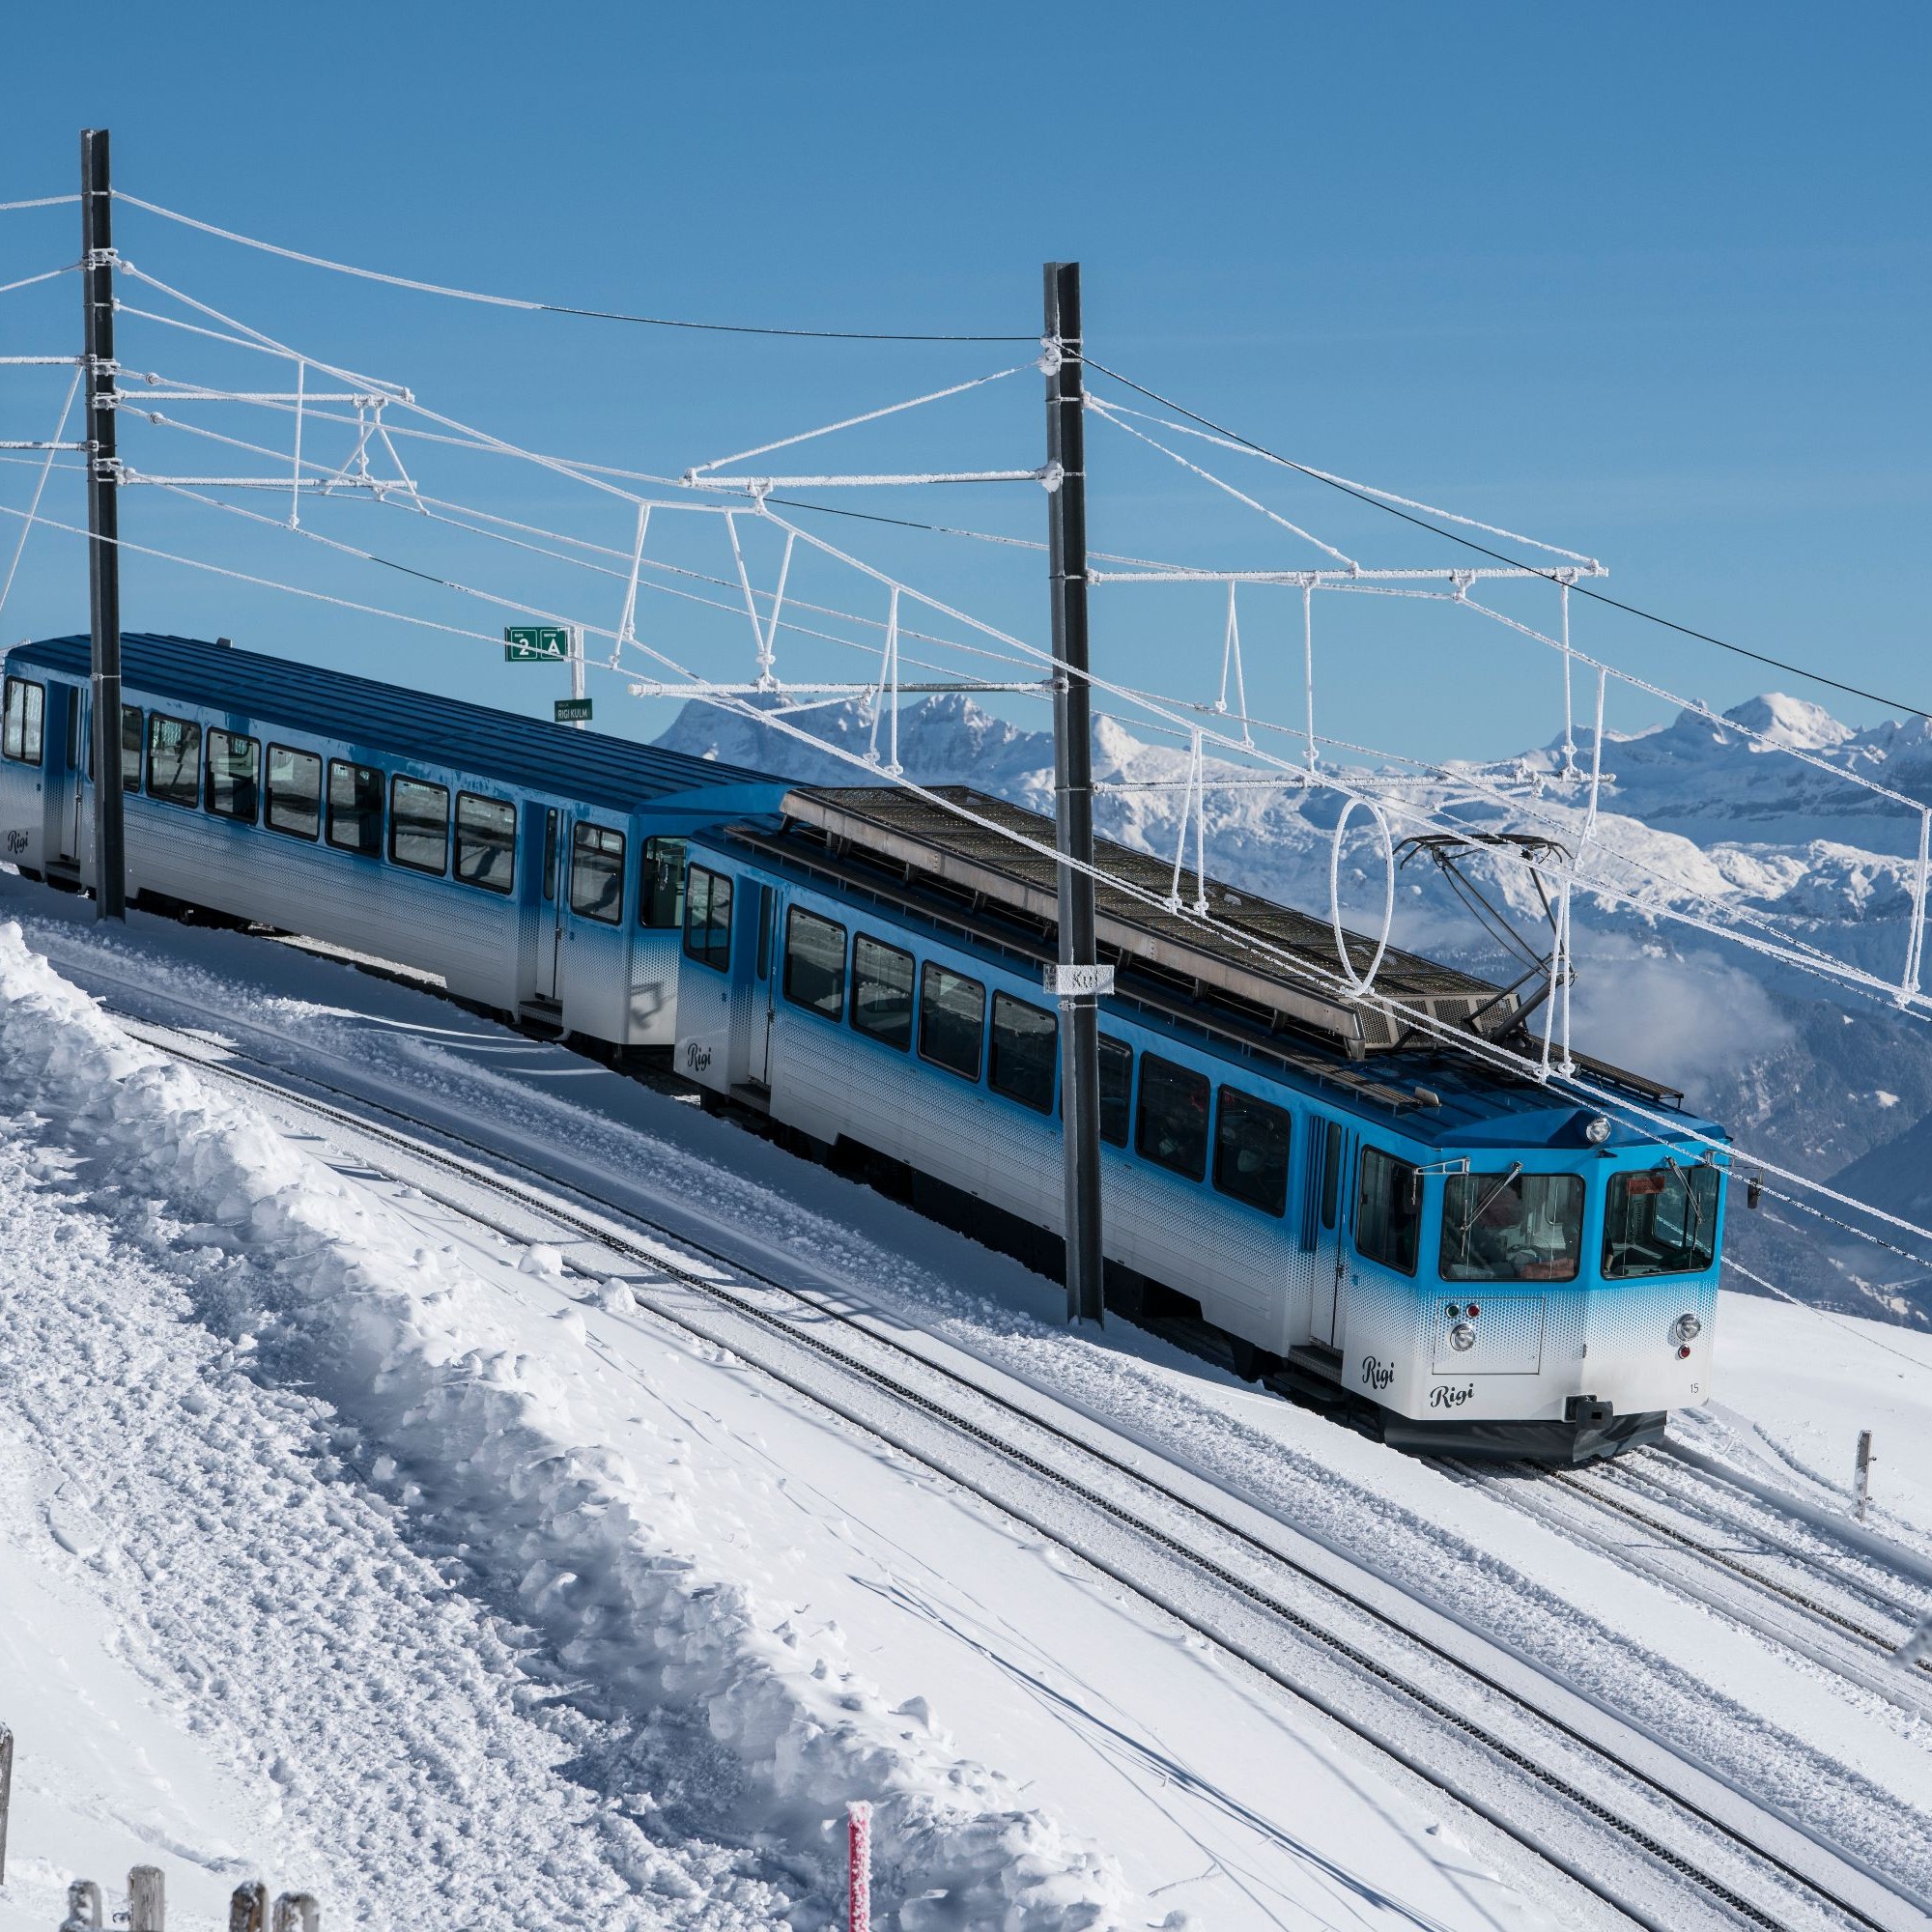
[
  {"left": 44, "top": 682, "right": 83, "bottom": 868},
  {"left": 533, "top": 807, "right": 565, "bottom": 1002},
  {"left": 1309, "top": 1118, "right": 1357, "bottom": 1347},
  {"left": 747, "top": 884, "right": 778, "bottom": 1086}
]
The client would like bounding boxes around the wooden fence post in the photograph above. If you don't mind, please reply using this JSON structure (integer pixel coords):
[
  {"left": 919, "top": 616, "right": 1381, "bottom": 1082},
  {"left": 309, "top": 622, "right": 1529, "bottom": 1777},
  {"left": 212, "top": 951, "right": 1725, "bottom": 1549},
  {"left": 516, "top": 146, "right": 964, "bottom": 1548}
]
[
  {"left": 270, "top": 1893, "right": 319, "bottom": 1932},
  {"left": 228, "top": 1882, "right": 267, "bottom": 1932},
  {"left": 128, "top": 1864, "right": 164, "bottom": 1931},
  {"left": 0, "top": 1722, "right": 11, "bottom": 1886},
  {"left": 847, "top": 1801, "right": 871, "bottom": 1932},
  {"left": 62, "top": 1879, "right": 103, "bottom": 1930}
]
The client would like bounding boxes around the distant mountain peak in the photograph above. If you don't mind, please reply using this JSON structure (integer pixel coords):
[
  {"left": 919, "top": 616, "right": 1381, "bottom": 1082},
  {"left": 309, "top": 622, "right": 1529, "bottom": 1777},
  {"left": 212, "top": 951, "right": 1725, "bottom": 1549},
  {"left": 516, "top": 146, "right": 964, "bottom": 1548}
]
[{"left": 1719, "top": 693, "right": 1855, "bottom": 753}]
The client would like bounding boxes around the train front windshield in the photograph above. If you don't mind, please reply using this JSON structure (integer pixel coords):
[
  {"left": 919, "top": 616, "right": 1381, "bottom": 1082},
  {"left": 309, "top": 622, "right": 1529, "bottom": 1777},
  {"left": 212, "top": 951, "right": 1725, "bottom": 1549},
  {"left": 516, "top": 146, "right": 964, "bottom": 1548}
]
[
  {"left": 1439, "top": 1170, "right": 1582, "bottom": 1283},
  {"left": 1602, "top": 1164, "right": 1719, "bottom": 1278}
]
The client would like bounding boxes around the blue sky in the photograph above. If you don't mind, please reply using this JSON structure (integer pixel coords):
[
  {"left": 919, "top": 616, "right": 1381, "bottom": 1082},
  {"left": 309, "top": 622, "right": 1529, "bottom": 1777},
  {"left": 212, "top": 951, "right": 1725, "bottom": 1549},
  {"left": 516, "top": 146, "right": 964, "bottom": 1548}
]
[{"left": 1, "top": 1, "right": 1926, "bottom": 766}]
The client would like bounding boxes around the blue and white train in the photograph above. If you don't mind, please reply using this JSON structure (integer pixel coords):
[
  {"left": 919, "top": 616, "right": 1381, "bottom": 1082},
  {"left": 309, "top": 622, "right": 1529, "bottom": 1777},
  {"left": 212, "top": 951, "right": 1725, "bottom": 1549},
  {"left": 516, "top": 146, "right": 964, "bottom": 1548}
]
[{"left": 0, "top": 633, "right": 1730, "bottom": 1461}]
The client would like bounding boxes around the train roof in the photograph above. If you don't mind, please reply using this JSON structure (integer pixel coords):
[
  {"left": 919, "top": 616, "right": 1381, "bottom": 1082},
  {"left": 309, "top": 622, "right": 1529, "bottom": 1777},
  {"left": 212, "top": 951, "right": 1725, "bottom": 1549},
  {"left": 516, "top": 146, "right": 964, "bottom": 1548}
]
[
  {"left": 703, "top": 790, "right": 1719, "bottom": 1149},
  {"left": 8, "top": 632, "right": 775, "bottom": 817}
]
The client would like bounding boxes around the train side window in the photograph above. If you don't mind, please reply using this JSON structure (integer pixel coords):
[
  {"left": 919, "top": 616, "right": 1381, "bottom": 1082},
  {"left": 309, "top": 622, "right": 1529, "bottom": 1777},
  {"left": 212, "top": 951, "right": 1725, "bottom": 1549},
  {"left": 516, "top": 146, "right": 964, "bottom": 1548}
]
[
  {"left": 568, "top": 822, "right": 625, "bottom": 923},
  {"left": 542, "top": 810, "right": 557, "bottom": 903},
  {"left": 389, "top": 777, "right": 451, "bottom": 875},
  {"left": 639, "top": 836, "right": 688, "bottom": 927},
  {"left": 2, "top": 677, "right": 44, "bottom": 765},
  {"left": 121, "top": 705, "right": 143, "bottom": 792},
  {"left": 1135, "top": 1053, "right": 1209, "bottom": 1181},
  {"left": 1213, "top": 1087, "right": 1291, "bottom": 1216},
  {"left": 756, "top": 886, "right": 774, "bottom": 980},
  {"left": 264, "top": 744, "right": 322, "bottom": 839},
  {"left": 989, "top": 992, "right": 1055, "bottom": 1112},
  {"left": 144, "top": 713, "right": 202, "bottom": 808},
  {"left": 919, "top": 961, "right": 985, "bottom": 1080},
  {"left": 850, "top": 934, "right": 915, "bottom": 1049},
  {"left": 1097, "top": 1036, "right": 1132, "bottom": 1147},
  {"left": 683, "top": 865, "right": 732, "bottom": 969},
  {"left": 204, "top": 730, "right": 260, "bottom": 821},
  {"left": 783, "top": 906, "right": 846, "bottom": 1018},
  {"left": 455, "top": 793, "right": 516, "bottom": 894},
  {"left": 67, "top": 692, "right": 79, "bottom": 772},
  {"left": 1319, "top": 1120, "right": 1344, "bottom": 1230},
  {"left": 1356, "top": 1146, "right": 1421, "bottom": 1276},
  {"left": 327, "top": 760, "right": 384, "bottom": 856}
]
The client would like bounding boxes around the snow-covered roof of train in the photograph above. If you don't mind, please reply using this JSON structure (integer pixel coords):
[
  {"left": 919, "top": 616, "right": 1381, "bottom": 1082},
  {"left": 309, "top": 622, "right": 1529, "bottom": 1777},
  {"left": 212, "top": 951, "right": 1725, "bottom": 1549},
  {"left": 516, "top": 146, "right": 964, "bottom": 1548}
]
[{"left": 9, "top": 632, "right": 778, "bottom": 816}]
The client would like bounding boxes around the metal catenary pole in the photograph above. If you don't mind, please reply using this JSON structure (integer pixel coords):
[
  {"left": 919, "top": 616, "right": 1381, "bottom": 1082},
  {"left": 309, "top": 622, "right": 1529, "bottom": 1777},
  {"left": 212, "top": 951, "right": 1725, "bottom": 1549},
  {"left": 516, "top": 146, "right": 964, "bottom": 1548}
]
[
  {"left": 1044, "top": 261, "right": 1104, "bottom": 1326},
  {"left": 81, "top": 127, "right": 126, "bottom": 920}
]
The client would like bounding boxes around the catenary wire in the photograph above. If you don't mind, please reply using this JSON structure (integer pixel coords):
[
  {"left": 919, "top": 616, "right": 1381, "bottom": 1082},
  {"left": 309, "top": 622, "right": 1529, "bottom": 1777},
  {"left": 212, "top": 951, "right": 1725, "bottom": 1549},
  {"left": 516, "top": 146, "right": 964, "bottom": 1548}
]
[
  {"left": 1082, "top": 357, "right": 1932, "bottom": 723},
  {"left": 111, "top": 191, "right": 1035, "bottom": 342}
]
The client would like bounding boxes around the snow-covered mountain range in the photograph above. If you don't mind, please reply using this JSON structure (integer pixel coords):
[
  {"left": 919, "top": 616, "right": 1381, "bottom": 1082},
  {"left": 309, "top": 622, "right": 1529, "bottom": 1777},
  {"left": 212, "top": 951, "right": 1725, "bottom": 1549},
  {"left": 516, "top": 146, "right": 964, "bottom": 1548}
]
[{"left": 655, "top": 688, "right": 1932, "bottom": 1329}]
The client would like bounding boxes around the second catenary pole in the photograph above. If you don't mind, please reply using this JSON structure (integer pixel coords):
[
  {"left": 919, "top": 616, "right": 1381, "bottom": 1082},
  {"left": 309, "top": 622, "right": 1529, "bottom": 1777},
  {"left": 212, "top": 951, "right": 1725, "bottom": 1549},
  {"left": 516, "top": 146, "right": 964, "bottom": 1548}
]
[{"left": 1044, "top": 262, "right": 1104, "bottom": 1325}]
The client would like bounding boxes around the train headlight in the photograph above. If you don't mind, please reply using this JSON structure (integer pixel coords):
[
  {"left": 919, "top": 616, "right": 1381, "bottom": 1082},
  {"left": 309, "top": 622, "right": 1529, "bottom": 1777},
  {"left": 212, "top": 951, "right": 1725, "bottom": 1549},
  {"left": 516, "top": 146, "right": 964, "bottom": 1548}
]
[
  {"left": 1449, "top": 1322, "right": 1477, "bottom": 1352},
  {"left": 1670, "top": 1313, "right": 1702, "bottom": 1346},
  {"left": 1584, "top": 1114, "right": 1612, "bottom": 1146}
]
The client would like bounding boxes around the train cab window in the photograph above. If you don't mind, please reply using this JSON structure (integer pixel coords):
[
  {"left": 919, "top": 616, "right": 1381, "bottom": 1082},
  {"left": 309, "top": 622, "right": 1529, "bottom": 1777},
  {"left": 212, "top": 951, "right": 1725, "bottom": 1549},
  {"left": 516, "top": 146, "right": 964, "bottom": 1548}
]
[
  {"left": 989, "top": 993, "right": 1055, "bottom": 1112},
  {"left": 204, "top": 730, "right": 260, "bottom": 821},
  {"left": 327, "top": 760, "right": 384, "bottom": 856},
  {"left": 567, "top": 822, "right": 625, "bottom": 922},
  {"left": 1098, "top": 1036, "right": 1132, "bottom": 1147},
  {"left": 390, "top": 777, "right": 451, "bottom": 875},
  {"left": 144, "top": 714, "right": 202, "bottom": 808},
  {"left": 1442, "top": 1171, "right": 1583, "bottom": 1283},
  {"left": 1602, "top": 1164, "right": 1719, "bottom": 1279},
  {"left": 1213, "top": 1088, "right": 1291, "bottom": 1216},
  {"left": 783, "top": 907, "right": 846, "bottom": 1018},
  {"left": 1135, "top": 1054, "right": 1209, "bottom": 1181},
  {"left": 455, "top": 793, "right": 516, "bottom": 894},
  {"left": 121, "top": 705, "right": 143, "bottom": 792},
  {"left": 265, "top": 744, "right": 322, "bottom": 839},
  {"left": 639, "top": 836, "right": 687, "bottom": 928},
  {"left": 1319, "top": 1121, "right": 1344, "bottom": 1230},
  {"left": 684, "top": 865, "right": 732, "bottom": 969},
  {"left": 918, "top": 961, "right": 984, "bottom": 1080},
  {"left": 2, "top": 677, "right": 44, "bottom": 765},
  {"left": 1356, "top": 1146, "right": 1421, "bottom": 1276},
  {"left": 851, "top": 934, "right": 914, "bottom": 1048}
]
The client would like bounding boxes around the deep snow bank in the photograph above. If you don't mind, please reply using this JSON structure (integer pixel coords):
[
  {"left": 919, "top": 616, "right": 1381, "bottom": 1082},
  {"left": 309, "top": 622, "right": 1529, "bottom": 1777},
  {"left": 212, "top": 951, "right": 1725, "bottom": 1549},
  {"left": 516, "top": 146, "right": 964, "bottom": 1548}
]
[{"left": 0, "top": 921, "right": 1130, "bottom": 1932}]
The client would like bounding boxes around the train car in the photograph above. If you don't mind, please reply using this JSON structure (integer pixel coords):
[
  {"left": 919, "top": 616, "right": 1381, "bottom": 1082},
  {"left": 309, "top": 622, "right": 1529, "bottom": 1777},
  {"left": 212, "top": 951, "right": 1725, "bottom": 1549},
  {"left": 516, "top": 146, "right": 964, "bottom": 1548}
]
[
  {"left": 1, "top": 631, "right": 1730, "bottom": 1460},
  {"left": 0, "top": 633, "right": 784, "bottom": 1043},
  {"left": 670, "top": 787, "right": 1729, "bottom": 1462}
]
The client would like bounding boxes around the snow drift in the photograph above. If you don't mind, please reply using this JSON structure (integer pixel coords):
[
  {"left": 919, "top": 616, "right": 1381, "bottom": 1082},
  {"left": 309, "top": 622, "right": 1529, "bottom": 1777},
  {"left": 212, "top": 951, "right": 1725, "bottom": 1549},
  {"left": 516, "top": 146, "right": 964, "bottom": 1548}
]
[{"left": 0, "top": 921, "right": 1130, "bottom": 1932}]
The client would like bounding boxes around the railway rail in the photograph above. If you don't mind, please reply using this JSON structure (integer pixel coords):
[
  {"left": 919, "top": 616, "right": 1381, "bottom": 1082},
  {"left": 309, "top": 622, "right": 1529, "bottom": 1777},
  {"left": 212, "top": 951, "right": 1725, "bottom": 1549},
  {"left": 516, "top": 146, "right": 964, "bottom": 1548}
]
[{"left": 107, "top": 999, "right": 1932, "bottom": 1932}]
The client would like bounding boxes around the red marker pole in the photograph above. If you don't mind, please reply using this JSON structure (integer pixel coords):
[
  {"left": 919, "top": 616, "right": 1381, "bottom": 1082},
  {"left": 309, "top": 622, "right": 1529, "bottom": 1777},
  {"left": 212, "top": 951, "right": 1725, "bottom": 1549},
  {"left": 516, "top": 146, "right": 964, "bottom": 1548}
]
[{"left": 847, "top": 1801, "right": 872, "bottom": 1932}]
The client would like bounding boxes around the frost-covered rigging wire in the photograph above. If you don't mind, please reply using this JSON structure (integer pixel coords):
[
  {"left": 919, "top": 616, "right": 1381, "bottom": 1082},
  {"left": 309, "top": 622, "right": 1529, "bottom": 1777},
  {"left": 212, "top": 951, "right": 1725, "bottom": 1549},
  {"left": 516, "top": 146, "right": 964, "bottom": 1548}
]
[
  {"left": 0, "top": 367, "right": 81, "bottom": 619},
  {"left": 111, "top": 191, "right": 1036, "bottom": 342},
  {"left": 0, "top": 264, "right": 79, "bottom": 299},
  {"left": 0, "top": 194, "right": 78, "bottom": 212},
  {"left": 1083, "top": 356, "right": 1932, "bottom": 722}
]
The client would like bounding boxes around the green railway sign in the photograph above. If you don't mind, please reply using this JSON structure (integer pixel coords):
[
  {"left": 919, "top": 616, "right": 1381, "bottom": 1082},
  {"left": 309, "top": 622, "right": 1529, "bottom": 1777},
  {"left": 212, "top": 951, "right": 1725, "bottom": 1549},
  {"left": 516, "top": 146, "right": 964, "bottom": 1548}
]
[
  {"left": 504, "top": 624, "right": 569, "bottom": 663},
  {"left": 554, "top": 697, "right": 594, "bottom": 724}
]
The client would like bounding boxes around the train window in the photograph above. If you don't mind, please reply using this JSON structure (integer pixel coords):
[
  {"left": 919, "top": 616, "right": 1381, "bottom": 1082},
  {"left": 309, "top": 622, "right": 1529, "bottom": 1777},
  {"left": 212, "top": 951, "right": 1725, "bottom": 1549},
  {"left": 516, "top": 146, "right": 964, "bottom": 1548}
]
[
  {"left": 1135, "top": 1054, "right": 1209, "bottom": 1181},
  {"left": 568, "top": 821, "right": 625, "bottom": 923},
  {"left": 684, "top": 865, "right": 732, "bottom": 970},
  {"left": 1356, "top": 1147, "right": 1421, "bottom": 1276},
  {"left": 122, "top": 705, "right": 143, "bottom": 792},
  {"left": 204, "top": 730, "right": 260, "bottom": 821},
  {"left": 265, "top": 744, "right": 322, "bottom": 839},
  {"left": 1441, "top": 1171, "right": 1583, "bottom": 1283},
  {"left": 918, "top": 961, "right": 984, "bottom": 1080},
  {"left": 455, "top": 793, "right": 516, "bottom": 894},
  {"left": 542, "top": 810, "right": 558, "bottom": 903},
  {"left": 1602, "top": 1164, "right": 1719, "bottom": 1279},
  {"left": 1098, "top": 1036, "right": 1132, "bottom": 1147},
  {"left": 327, "top": 761, "right": 384, "bottom": 856},
  {"left": 990, "top": 993, "right": 1055, "bottom": 1112},
  {"left": 2, "top": 677, "right": 44, "bottom": 765},
  {"left": 639, "top": 836, "right": 688, "bottom": 928},
  {"left": 1319, "top": 1120, "right": 1344, "bottom": 1230},
  {"left": 783, "top": 907, "right": 846, "bottom": 1018},
  {"left": 390, "top": 777, "right": 451, "bottom": 875},
  {"left": 144, "top": 713, "right": 202, "bottom": 808},
  {"left": 1213, "top": 1088, "right": 1291, "bottom": 1216},
  {"left": 851, "top": 934, "right": 915, "bottom": 1048},
  {"left": 756, "top": 886, "right": 774, "bottom": 980}
]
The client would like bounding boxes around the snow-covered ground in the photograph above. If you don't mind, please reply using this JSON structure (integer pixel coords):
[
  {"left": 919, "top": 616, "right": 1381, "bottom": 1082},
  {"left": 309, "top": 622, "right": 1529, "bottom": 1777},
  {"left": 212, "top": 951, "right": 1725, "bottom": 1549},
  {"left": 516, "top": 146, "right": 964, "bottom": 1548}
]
[{"left": 2, "top": 874, "right": 1930, "bottom": 1930}]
